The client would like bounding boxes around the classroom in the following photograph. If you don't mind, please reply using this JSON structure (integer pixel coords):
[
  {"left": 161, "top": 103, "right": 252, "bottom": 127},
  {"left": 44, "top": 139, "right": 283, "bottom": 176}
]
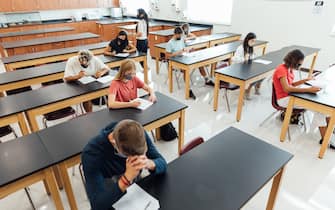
[{"left": 0, "top": 0, "right": 334, "bottom": 209}]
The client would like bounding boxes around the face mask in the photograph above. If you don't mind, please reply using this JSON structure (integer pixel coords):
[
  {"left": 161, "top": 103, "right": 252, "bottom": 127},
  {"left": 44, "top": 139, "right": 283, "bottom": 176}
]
[
  {"left": 81, "top": 64, "right": 88, "bottom": 68},
  {"left": 125, "top": 74, "right": 133, "bottom": 80},
  {"left": 114, "top": 145, "right": 127, "bottom": 159},
  {"left": 176, "top": 37, "right": 181, "bottom": 41}
]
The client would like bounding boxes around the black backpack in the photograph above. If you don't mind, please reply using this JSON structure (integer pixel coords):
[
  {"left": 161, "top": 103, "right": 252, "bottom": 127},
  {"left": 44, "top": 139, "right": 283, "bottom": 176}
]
[{"left": 159, "top": 123, "right": 178, "bottom": 141}]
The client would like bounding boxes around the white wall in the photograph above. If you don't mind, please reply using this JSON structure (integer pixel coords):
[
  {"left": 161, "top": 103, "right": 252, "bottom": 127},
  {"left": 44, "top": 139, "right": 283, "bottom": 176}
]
[{"left": 148, "top": 0, "right": 334, "bottom": 70}]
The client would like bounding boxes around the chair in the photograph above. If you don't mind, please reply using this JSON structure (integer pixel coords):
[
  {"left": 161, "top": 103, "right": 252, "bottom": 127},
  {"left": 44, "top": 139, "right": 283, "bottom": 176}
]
[
  {"left": 259, "top": 84, "right": 306, "bottom": 141},
  {"left": 209, "top": 63, "right": 239, "bottom": 112},
  {"left": 0, "top": 125, "right": 17, "bottom": 142},
  {"left": 179, "top": 137, "right": 204, "bottom": 156}
]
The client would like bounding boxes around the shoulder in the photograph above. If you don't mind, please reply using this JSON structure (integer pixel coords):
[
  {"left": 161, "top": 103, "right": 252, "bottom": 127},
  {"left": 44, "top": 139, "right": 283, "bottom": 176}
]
[
  {"left": 67, "top": 56, "right": 78, "bottom": 64},
  {"left": 274, "top": 64, "right": 288, "bottom": 76}
]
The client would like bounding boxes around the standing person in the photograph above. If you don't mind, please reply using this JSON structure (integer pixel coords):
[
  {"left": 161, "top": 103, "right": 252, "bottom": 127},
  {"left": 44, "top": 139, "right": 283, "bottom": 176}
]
[
  {"left": 136, "top": 8, "right": 149, "bottom": 54},
  {"left": 166, "top": 27, "right": 214, "bottom": 100},
  {"left": 108, "top": 59, "right": 156, "bottom": 109},
  {"left": 181, "top": 23, "right": 196, "bottom": 41},
  {"left": 104, "top": 30, "right": 136, "bottom": 56},
  {"left": 82, "top": 119, "right": 167, "bottom": 210},
  {"left": 64, "top": 50, "right": 110, "bottom": 112},
  {"left": 232, "top": 32, "right": 262, "bottom": 100}
]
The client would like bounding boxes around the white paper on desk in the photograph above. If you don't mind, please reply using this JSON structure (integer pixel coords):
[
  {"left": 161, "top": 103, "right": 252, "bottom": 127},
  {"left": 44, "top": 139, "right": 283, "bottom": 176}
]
[
  {"left": 305, "top": 79, "right": 328, "bottom": 89},
  {"left": 115, "top": 53, "right": 130, "bottom": 58},
  {"left": 253, "top": 59, "right": 272, "bottom": 65},
  {"left": 97, "top": 75, "right": 114, "bottom": 84},
  {"left": 113, "top": 183, "right": 159, "bottom": 210},
  {"left": 131, "top": 98, "right": 153, "bottom": 110},
  {"left": 78, "top": 76, "right": 96, "bottom": 84}
]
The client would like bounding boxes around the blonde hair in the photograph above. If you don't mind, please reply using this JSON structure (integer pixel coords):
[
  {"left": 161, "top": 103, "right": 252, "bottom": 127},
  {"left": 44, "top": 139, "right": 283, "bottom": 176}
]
[{"left": 114, "top": 59, "right": 136, "bottom": 80}]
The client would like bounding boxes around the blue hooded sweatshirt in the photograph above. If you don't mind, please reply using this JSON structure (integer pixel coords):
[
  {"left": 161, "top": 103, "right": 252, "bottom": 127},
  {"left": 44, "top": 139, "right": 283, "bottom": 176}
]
[{"left": 81, "top": 122, "right": 167, "bottom": 210}]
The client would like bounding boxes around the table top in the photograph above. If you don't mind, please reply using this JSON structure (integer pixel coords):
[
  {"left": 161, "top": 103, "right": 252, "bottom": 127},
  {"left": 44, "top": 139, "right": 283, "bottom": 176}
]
[
  {"left": 215, "top": 45, "right": 320, "bottom": 81},
  {"left": 0, "top": 27, "right": 74, "bottom": 38},
  {"left": 155, "top": 33, "right": 242, "bottom": 49},
  {"left": 38, "top": 92, "right": 188, "bottom": 163},
  {"left": 0, "top": 133, "right": 54, "bottom": 187},
  {"left": 149, "top": 26, "right": 211, "bottom": 36},
  {"left": 1, "top": 32, "right": 99, "bottom": 49},
  {"left": 1, "top": 41, "right": 109, "bottom": 64},
  {"left": 139, "top": 127, "right": 293, "bottom": 210}
]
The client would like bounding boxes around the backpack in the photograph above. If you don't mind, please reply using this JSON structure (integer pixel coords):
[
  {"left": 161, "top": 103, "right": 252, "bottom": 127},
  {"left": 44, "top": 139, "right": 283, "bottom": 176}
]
[{"left": 159, "top": 123, "right": 178, "bottom": 141}]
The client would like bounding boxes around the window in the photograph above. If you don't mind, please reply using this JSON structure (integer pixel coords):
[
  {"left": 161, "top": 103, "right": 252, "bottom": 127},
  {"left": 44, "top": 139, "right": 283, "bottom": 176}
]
[
  {"left": 120, "top": 0, "right": 150, "bottom": 16},
  {"left": 186, "top": 0, "right": 233, "bottom": 25}
]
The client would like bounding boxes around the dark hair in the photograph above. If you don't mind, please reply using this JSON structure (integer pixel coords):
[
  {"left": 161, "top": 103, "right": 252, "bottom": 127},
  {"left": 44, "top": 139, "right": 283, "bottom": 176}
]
[
  {"left": 137, "top": 8, "right": 149, "bottom": 36},
  {"left": 113, "top": 119, "right": 147, "bottom": 156},
  {"left": 116, "top": 30, "right": 128, "bottom": 40},
  {"left": 284, "top": 49, "right": 305, "bottom": 69},
  {"left": 181, "top": 23, "right": 190, "bottom": 35},
  {"left": 174, "top": 27, "right": 183, "bottom": 35},
  {"left": 243, "top": 32, "right": 256, "bottom": 55}
]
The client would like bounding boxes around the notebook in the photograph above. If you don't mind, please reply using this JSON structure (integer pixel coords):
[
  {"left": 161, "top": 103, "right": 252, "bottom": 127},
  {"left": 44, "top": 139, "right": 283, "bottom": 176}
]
[
  {"left": 78, "top": 76, "right": 96, "bottom": 84},
  {"left": 97, "top": 75, "right": 114, "bottom": 84},
  {"left": 131, "top": 98, "right": 153, "bottom": 110},
  {"left": 115, "top": 53, "right": 130, "bottom": 58},
  {"left": 253, "top": 59, "right": 272, "bottom": 65},
  {"left": 112, "top": 183, "right": 159, "bottom": 210}
]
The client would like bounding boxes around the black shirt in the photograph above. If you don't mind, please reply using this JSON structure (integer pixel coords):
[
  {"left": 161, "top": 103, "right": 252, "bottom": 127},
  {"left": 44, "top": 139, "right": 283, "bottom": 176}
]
[{"left": 108, "top": 38, "right": 129, "bottom": 54}]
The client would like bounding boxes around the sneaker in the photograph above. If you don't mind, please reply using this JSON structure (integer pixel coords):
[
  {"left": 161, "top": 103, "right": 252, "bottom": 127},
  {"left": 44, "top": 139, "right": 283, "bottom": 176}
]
[
  {"left": 205, "top": 80, "right": 215, "bottom": 86},
  {"left": 319, "top": 139, "right": 335, "bottom": 149},
  {"left": 189, "top": 90, "right": 196, "bottom": 100}
]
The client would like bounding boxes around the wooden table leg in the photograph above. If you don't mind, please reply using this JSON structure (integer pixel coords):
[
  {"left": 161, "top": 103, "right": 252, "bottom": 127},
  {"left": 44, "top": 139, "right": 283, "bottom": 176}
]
[
  {"left": 266, "top": 167, "right": 285, "bottom": 210},
  {"left": 156, "top": 56, "right": 160, "bottom": 74},
  {"left": 178, "top": 109, "right": 185, "bottom": 154},
  {"left": 318, "top": 113, "right": 335, "bottom": 159},
  {"left": 53, "top": 166, "right": 64, "bottom": 190},
  {"left": 59, "top": 162, "right": 78, "bottom": 210},
  {"left": 280, "top": 97, "right": 295, "bottom": 141},
  {"left": 155, "top": 128, "right": 161, "bottom": 140},
  {"left": 17, "top": 113, "right": 29, "bottom": 135},
  {"left": 168, "top": 62, "right": 173, "bottom": 93},
  {"left": 213, "top": 75, "right": 220, "bottom": 111},
  {"left": 143, "top": 57, "right": 148, "bottom": 84},
  {"left": 185, "top": 69, "right": 190, "bottom": 99},
  {"left": 236, "top": 83, "right": 246, "bottom": 122},
  {"left": 26, "top": 111, "right": 40, "bottom": 132},
  {"left": 262, "top": 46, "right": 267, "bottom": 55},
  {"left": 309, "top": 52, "right": 318, "bottom": 77},
  {"left": 44, "top": 168, "right": 65, "bottom": 210}
]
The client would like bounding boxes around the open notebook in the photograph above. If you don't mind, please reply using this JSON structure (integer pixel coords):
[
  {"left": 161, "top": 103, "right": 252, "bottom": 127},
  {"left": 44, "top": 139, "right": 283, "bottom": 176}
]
[
  {"left": 113, "top": 183, "right": 160, "bottom": 210},
  {"left": 131, "top": 98, "right": 153, "bottom": 110},
  {"left": 78, "top": 75, "right": 114, "bottom": 84}
]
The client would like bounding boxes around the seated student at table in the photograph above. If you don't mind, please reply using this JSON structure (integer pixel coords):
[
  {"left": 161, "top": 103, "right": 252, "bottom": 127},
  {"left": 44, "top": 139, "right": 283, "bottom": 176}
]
[
  {"left": 108, "top": 59, "right": 156, "bottom": 109},
  {"left": 82, "top": 119, "right": 167, "bottom": 210},
  {"left": 166, "top": 27, "right": 214, "bottom": 100},
  {"left": 181, "top": 23, "right": 196, "bottom": 41},
  {"left": 104, "top": 30, "right": 136, "bottom": 56},
  {"left": 232, "top": 32, "right": 263, "bottom": 100},
  {"left": 64, "top": 50, "right": 110, "bottom": 112}
]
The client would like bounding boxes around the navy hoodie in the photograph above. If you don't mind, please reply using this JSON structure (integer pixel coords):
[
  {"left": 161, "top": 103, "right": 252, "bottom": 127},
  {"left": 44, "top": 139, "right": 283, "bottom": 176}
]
[{"left": 81, "top": 122, "right": 167, "bottom": 210}]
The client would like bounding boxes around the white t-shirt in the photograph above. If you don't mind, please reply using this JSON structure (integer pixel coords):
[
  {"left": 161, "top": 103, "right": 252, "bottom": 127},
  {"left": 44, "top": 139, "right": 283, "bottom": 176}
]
[
  {"left": 232, "top": 45, "right": 256, "bottom": 64},
  {"left": 136, "top": 19, "right": 147, "bottom": 40},
  {"left": 64, "top": 56, "right": 108, "bottom": 78}
]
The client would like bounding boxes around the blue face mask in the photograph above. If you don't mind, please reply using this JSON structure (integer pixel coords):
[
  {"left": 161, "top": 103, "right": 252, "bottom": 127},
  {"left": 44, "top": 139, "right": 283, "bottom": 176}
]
[{"left": 125, "top": 74, "right": 133, "bottom": 80}]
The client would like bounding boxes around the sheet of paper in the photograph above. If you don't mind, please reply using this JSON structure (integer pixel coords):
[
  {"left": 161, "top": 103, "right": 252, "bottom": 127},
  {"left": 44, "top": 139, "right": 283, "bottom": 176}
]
[
  {"left": 97, "top": 75, "right": 114, "bottom": 84},
  {"left": 113, "top": 183, "right": 159, "bottom": 210},
  {"left": 115, "top": 53, "right": 130, "bottom": 58},
  {"left": 131, "top": 98, "right": 153, "bottom": 110},
  {"left": 305, "top": 79, "right": 328, "bottom": 89},
  {"left": 78, "top": 76, "right": 96, "bottom": 84},
  {"left": 253, "top": 59, "right": 272, "bottom": 65}
]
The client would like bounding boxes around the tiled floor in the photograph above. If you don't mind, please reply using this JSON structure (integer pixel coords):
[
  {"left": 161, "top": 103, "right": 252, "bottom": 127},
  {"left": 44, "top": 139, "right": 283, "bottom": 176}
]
[{"left": 1, "top": 56, "right": 335, "bottom": 210}]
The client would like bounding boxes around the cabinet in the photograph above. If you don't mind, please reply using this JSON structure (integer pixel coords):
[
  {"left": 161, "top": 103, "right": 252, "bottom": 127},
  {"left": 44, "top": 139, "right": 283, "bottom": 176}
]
[
  {"left": 59, "top": 0, "right": 80, "bottom": 9},
  {"left": 80, "top": 0, "right": 97, "bottom": 8},
  {"left": 38, "top": 0, "right": 61, "bottom": 10},
  {"left": 0, "top": 1, "right": 12, "bottom": 12},
  {"left": 12, "top": 0, "right": 38, "bottom": 12}
]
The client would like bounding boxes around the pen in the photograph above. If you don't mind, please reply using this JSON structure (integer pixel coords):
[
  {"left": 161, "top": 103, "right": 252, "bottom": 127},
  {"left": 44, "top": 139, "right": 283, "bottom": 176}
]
[{"left": 144, "top": 201, "right": 151, "bottom": 210}]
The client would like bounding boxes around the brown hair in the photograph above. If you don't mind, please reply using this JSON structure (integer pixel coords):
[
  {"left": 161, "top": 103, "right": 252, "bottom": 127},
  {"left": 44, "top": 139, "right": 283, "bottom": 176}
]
[
  {"left": 113, "top": 120, "right": 147, "bottom": 156},
  {"left": 114, "top": 59, "right": 136, "bottom": 81},
  {"left": 283, "top": 49, "right": 305, "bottom": 69}
]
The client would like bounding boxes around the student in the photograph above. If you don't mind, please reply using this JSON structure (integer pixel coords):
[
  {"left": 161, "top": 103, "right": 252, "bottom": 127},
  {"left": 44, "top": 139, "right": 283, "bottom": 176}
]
[
  {"left": 64, "top": 50, "right": 110, "bottom": 112},
  {"left": 136, "top": 8, "right": 149, "bottom": 54},
  {"left": 232, "top": 32, "right": 262, "bottom": 100},
  {"left": 82, "top": 119, "right": 167, "bottom": 210},
  {"left": 108, "top": 59, "right": 156, "bottom": 109},
  {"left": 166, "top": 27, "right": 214, "bottom": 100},
  {"left": 104, "top": 30, "right": 136, "bottom": 56},
  {"left": 181, "top": 23, "right": 196, "bottom": 41}
]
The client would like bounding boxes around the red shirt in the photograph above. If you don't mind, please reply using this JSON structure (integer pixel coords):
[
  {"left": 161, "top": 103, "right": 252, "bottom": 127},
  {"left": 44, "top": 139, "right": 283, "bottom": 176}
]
[
  {"left": 109, "top": 76, "right": 144, "bottom": 102},
  {"left": 273, "top": 64, "right": 294, "bottom": 100}
]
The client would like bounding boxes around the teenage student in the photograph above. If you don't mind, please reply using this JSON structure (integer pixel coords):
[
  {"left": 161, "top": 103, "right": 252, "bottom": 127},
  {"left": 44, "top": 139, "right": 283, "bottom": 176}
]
[
  {"left": 232, "top": 32, "right": 262, "bottom": 100},
  {"left": 104, "top": 30, "right": 136, "bottom": 56},
  {"left": 64, "top": 50, "right": 110, "bottom": 112},
  {"left": 181, "top": 23, "right": 196, "bottom": 41},
  {"left": 136, "top": 8, "right": 149, "bottom": 54},
  {"left": 108, "top": 59, "right": 156, "bottom": 109},
  {"left": 82, "top": 119, "right": 167, "bottom": 210},
  {"left": 166, "top": 27, "right": 214, "bottom": 100},
  {"left": 272, "top": 49, "right": 334, "bottom": 147}
]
